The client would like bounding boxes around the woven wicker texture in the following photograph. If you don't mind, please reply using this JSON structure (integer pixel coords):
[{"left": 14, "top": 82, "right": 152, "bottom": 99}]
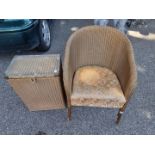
[
  {"left": 5, "top": 54, "right": 60, "bottom": 78},
  {"left": 63, "top": 26, "right": 137, "bottom": 108},
  {"left": 7, "top": 77, "right": 65, "bottom": 111},
  {"left": 71, "top": 66, "right": 126, "bottom": 108},
  {"left": 6, "top": 54, "right": 65, "bottom": 111}
]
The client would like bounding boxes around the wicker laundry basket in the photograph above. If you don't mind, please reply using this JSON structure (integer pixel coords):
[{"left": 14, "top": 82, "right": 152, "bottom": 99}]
[{"left": 5, "top": 54, "right": 65, "bottom": 111}]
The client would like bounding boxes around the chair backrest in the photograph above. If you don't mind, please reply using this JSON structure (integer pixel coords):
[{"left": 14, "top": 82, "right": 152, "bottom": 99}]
[{"left": 67, "top": 26, "right": 130, "bottom": 72}]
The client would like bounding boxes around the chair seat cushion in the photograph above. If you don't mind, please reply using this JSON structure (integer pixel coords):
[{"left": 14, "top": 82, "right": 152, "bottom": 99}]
[{"left": 71, "top": 66, "right": 126, "bottom": 108}]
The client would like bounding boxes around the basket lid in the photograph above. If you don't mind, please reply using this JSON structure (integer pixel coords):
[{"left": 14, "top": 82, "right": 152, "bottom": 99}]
[{"left": 5, "top": 54, "right": 60, "bottom": 78}]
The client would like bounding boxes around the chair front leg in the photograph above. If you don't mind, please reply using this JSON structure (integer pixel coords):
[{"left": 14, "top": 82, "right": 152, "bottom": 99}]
[
  {"left": 67, "top": 97, "right": 72, "bottom": 120},
  {"left": 116, "top": 103, "right": 127, "bottom": 124}
]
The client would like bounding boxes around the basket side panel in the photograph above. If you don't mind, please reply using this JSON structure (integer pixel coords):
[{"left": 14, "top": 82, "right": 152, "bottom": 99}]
[{"left": 7, "top": 77, "right": 65, "bottom": 111}]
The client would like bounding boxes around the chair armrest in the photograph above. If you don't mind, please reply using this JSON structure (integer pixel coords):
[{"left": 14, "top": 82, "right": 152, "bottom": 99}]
[
  {"left": 113, "top": 42, "right": 137, "bottom": 101},
  {"left": 63, "top": 40, "right": 75, "bottom": 102}
]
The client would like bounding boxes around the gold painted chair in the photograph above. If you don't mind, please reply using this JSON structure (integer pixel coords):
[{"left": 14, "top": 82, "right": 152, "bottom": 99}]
[{"left": 63, "top": 26, "right": 137, "bottom": 123}]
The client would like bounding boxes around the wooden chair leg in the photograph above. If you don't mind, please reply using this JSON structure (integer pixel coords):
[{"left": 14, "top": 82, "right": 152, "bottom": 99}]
[
  {"left": 68, "top": 106, "right": 72, "bottom": 121},
  {"left": 116, "top": 103, "right": 127, "bottom": 124},
  {"left": 116, "top": 109, "right": 124, "bottom": 124}
]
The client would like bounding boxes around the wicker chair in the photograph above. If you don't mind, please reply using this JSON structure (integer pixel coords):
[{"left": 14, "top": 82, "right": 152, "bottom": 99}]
[{"left": 63, "top": 26, "right": 137, "bottom": 123}]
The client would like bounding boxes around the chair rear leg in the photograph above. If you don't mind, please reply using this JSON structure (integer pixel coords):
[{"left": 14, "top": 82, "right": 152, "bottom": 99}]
[{"left": 68, "top": 106, "right": 72, "bottom": 120}]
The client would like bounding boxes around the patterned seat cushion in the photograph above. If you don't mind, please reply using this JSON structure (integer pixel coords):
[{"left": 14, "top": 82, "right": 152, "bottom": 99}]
[{"left": 71, "top": 66, "right": 126, "bottom": 108}]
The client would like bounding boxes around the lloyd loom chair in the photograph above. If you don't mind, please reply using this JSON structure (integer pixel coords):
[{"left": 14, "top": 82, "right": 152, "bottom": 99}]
[{"left": 63, "top": 26, "right": 137, "bottom": 123}]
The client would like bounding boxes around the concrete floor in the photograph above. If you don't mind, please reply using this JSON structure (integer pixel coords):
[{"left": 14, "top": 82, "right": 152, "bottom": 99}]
[{"left": 0, "top": 19, "right": 155, "bottom": 134}]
